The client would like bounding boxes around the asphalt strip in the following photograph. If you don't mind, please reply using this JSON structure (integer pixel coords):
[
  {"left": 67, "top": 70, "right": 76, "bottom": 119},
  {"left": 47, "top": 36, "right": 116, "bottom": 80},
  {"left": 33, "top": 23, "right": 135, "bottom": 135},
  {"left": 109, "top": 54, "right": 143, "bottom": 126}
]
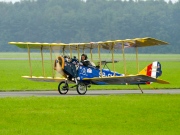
[{"left": 0, "top": 89, "right": 180, "bottom": 97}]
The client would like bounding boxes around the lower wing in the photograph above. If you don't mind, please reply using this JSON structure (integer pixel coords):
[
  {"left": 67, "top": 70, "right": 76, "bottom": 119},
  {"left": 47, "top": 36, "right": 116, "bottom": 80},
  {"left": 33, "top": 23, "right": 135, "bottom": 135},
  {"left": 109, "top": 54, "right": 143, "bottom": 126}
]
[
  {"left": 22, "top": 76, "right": 66, "bottom": 82},
  {"left": 83, "top": 75, "right": 169, "bottom": 85}
]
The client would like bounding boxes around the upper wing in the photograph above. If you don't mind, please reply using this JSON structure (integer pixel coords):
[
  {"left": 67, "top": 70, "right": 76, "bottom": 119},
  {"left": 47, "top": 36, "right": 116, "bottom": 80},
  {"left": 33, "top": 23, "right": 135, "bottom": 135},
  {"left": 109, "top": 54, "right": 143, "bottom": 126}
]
[
  {"left": 8, "top": 37, "right": 168, "bottom": 51},
  {"left": 8, "top": 42, "right": 99, "bottom": 50},
  {"left": 8, "top": 42, "right": 66, "bottom": 49},
  {"left": 83, "top": 74, "right": 169, "bottom": 85},
  {"left": 101, "top": 37, "right": 168, "bottom": 50},
  {"left": 132, "top": 37, "right": 168, "bottom": 47}
]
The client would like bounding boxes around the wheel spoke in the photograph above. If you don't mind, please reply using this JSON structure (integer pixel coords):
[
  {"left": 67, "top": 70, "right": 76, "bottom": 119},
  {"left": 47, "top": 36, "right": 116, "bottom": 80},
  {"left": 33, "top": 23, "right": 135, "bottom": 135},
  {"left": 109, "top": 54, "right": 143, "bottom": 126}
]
[
  {"left": 77, "top": 83, "right": 87, "bottom": 95},
  {"left": 58, "top": 81, "right": 69, "bottom": 94}
]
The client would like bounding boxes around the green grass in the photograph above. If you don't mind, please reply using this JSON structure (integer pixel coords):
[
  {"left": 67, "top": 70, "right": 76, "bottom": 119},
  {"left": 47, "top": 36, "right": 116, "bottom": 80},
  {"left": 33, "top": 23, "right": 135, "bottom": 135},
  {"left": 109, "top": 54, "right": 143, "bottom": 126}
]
[
  {"left": 1, "top": 53, "right": 180, "bottom": 135},
  {"left": 0, "top": 53, "right": 180, "bottom": 90},
  {"left": 0, "top": 95, "right": 180, "bottom": 135}
]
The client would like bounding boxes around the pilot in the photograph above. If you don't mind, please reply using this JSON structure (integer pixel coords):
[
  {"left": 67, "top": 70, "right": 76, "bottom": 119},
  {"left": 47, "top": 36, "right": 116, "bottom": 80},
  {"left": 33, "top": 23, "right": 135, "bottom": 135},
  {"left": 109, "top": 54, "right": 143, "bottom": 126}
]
[
  {"left": 80, "top": 54, "right": 92, "bottom": 67},
  {"left": 71, "top": 56, "right": 79, "bottom": 65}
]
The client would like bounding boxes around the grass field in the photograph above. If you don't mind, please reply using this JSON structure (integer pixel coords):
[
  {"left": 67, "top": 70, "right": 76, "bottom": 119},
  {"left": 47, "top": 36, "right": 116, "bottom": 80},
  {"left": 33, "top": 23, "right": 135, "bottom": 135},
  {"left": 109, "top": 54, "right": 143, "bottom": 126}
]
[
  {"left": 0, "top": 53, "right": 180, "bottom": 135},
  {"left": 0, "top": 53, "right": 180, "bottom": 90},
  {"left": 0, "top": 95, "right": 180, "bottom": 135}
]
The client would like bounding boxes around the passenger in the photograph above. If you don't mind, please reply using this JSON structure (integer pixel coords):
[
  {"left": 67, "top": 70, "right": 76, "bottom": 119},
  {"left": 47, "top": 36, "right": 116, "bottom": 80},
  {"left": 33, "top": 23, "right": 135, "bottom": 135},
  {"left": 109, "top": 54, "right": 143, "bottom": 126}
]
[{"left": 80, "top": 54, "right": 92, "bottom": 67}]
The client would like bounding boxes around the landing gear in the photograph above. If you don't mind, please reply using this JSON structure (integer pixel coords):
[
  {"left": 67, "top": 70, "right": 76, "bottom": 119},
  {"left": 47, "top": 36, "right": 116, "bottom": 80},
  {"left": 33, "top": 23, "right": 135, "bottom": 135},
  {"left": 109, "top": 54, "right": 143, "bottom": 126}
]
[
  {"left": 76, "top": 83, "right": 87, "bottom": 95},
  {"left": 58, "top": 81, "right": 69, "bottom": 94},
  {"left": 58, "top": 80, "right": 88, "bottom": 95}
]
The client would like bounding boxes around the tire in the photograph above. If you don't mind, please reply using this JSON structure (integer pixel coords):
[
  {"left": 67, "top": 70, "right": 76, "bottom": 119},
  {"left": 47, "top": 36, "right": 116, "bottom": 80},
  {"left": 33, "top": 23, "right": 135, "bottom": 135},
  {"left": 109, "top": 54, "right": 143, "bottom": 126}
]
[
  {"left": 76, "top": 83, "right": 87, "bottom": 95},
  {"left": 58, "top": 81, "right": 69, "bottom": 94}
]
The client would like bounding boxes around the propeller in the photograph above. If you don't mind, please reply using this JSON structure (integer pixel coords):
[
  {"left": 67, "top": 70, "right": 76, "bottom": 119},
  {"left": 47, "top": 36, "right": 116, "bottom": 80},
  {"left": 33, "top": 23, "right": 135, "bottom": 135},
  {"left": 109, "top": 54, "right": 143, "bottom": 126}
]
[{"left": 52, "top": 46, "right": 66, "bottom": 78}]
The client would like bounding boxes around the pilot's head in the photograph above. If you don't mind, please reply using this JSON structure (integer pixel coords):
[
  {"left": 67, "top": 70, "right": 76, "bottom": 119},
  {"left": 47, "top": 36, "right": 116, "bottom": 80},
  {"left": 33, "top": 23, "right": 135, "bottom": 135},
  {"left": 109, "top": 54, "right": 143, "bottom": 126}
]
[{"left": 81, "top": 54, "right": 87, "bottom": 61}]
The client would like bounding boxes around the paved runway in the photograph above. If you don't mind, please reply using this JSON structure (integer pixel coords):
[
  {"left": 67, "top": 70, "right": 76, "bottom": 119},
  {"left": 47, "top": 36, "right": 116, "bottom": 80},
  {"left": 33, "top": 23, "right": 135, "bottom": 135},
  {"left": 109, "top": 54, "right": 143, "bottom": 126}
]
[{"left": 0, "top": 89, "right": 180, "bottom": 97}]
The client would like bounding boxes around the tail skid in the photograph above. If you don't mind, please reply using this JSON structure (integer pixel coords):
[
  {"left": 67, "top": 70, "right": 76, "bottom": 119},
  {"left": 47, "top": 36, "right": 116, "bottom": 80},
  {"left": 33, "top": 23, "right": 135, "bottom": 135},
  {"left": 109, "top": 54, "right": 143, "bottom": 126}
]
[{"left": 138, "top": 84, "right": 144, "bottom": 94}]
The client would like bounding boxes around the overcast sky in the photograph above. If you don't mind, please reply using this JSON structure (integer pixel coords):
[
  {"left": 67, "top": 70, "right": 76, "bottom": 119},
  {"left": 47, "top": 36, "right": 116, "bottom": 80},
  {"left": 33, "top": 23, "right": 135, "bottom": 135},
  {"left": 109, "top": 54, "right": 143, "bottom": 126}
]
[
  {"left": 0, "top": 0, "right": 178, "bottom": 3},
  {"left": 0, "top": 0, "right": 20, "bottom": 2}
]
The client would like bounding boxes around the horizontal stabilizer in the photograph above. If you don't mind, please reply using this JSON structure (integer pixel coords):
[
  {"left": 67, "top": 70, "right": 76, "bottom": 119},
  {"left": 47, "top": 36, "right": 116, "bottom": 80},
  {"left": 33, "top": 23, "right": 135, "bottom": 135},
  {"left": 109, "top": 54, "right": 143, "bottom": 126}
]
[{"left": 156, "top": 78, "right": 170, "bottom": 84}]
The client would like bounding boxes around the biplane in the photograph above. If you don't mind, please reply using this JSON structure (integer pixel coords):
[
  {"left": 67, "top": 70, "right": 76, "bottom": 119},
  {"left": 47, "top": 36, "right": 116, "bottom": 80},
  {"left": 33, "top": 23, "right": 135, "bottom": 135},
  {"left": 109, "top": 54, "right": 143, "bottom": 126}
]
[{"left": 9, "top": 37, "right": 169, "bottom": 95}]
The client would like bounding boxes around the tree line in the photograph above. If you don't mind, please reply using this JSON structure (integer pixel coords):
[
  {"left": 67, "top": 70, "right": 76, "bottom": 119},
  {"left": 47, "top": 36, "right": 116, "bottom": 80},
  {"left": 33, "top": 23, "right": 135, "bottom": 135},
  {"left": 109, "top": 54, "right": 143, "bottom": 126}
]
[{"left": 0, "top": 0, "right": 180, "bottom": 53}]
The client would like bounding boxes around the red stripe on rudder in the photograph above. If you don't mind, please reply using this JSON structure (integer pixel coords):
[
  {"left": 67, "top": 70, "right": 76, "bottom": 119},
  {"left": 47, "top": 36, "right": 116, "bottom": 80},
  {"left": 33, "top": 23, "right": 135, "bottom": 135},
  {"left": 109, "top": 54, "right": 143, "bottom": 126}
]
[{"left": 147, "top": 64, "right": 152, "bottom": 76}]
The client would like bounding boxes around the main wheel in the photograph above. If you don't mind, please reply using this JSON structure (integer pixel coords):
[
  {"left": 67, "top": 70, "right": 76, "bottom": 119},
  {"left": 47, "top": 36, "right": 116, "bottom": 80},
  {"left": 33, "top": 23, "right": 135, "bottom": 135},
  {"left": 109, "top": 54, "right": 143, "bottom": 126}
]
[
  {"left": 76, "top": 83, "right": 87, "bottom": 95},
  {"left": 58, "top": 81, "right": 69, "bottom": 94}
]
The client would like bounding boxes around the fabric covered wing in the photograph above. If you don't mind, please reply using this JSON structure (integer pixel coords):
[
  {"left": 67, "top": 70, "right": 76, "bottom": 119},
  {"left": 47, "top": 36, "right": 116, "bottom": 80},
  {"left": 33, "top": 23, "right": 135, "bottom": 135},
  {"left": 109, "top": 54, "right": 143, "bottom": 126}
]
[
  {"left": 83, "top": 75, "right": 169, "bottom": 85},
  {"left": 22, "top": 76, "right": 66, "bottom": 82},
  {"left": 9, "top": 37, "right": 168, "bottom": 51}
]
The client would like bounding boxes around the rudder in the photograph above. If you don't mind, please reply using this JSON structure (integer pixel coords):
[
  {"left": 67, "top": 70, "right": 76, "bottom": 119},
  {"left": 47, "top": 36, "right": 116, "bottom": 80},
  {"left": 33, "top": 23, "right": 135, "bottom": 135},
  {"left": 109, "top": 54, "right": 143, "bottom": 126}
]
[{"left": 139, "top": 61, "right": 162, "bottom": 78}]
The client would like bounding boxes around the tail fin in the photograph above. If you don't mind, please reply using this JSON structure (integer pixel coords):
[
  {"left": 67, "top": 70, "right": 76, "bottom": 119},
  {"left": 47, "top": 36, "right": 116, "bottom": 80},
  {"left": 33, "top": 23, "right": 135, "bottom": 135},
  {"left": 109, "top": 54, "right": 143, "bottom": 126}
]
[{"left": 139, "top": 61, "right": 162, "bottom": 78}]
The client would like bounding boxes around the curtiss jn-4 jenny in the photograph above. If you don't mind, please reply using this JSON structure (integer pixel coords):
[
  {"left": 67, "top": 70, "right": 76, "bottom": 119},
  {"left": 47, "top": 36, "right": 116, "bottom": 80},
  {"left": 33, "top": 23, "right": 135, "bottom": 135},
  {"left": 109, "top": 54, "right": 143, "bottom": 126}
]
[{"left": 9, "top": 37, "right": 169, "bottom": 95}]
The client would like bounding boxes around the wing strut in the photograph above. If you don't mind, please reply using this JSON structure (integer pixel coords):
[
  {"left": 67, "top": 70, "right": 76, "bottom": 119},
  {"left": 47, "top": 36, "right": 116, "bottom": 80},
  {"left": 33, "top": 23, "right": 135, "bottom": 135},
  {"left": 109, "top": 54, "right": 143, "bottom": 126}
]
[
  {"left": 69, "top": 45, "right": 72, "bottom": 58},
  {"left": 27, "top": 44, "right": 32, "bottom": 77},
  {"left": 49, "top": 45, "right": 54, "bottom": 78},
  {"left": 122, "top": 41, "right": 127, "bottom": 75},
  {"left": 98, "top": 43, "right": 102, "bottom": 77},
  {"left": 77, "top": 45, "right": 80, "bottom": 61},
  {"left": 90, "top": 47, "right": 93, "bottom": 62},
  {"left": 111, "top": 42, "right": 115, "bottom": 76},
  {"left": 62, "top": 46, "right": 65, "bottom": 56},
  {"left": 138, "top": 84, "right": 143, "bottom": 94},
  {"left": 41, "top": 45, "right": 45, "bottom": 77},
  {"left": 135, "top": 47, "right": 139, "bottom": 73}
]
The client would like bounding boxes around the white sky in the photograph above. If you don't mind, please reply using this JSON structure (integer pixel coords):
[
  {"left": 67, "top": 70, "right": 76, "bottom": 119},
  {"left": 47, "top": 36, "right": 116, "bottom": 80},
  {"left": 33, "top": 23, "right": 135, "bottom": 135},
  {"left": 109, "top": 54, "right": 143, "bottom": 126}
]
[{"left": 0, "top": 0, "right": 178, "bottom": 3}]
